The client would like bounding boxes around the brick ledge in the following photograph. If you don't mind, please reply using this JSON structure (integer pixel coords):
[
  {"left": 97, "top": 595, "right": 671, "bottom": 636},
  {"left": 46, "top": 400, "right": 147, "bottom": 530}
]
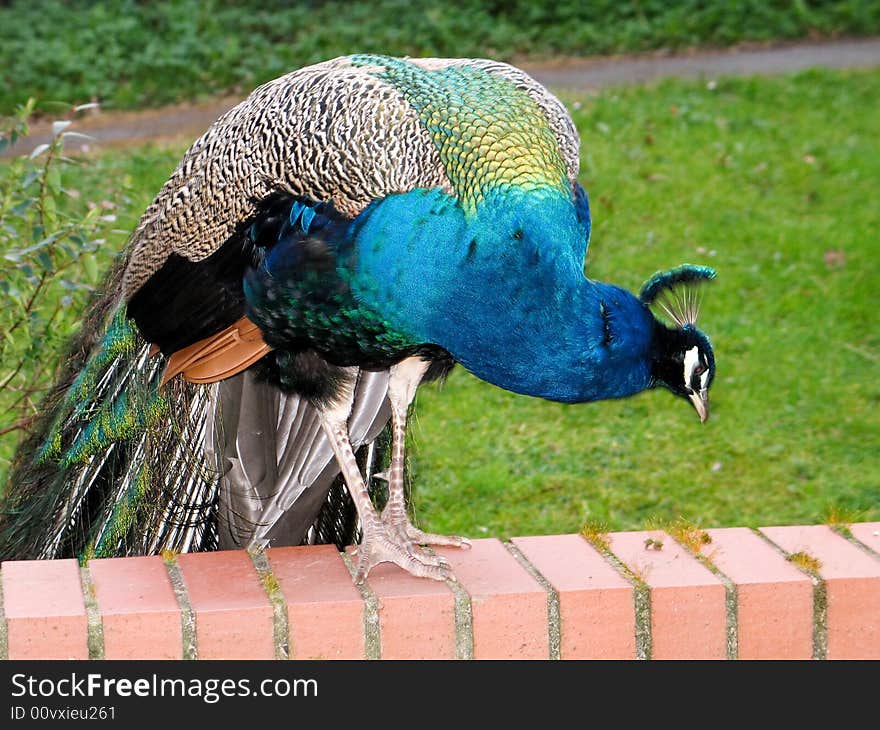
[{"left": 2, "top": 523, "right": 878, "bottom": 660}]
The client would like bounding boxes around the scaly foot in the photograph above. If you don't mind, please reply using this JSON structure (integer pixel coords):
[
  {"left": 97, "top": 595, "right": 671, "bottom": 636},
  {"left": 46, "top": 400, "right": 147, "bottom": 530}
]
[
  {"left": 355, "top": 356, "right": 468, "bottom": 583},
  {"left": 353, "top": 522, "right": 453, "bottom": 583}
]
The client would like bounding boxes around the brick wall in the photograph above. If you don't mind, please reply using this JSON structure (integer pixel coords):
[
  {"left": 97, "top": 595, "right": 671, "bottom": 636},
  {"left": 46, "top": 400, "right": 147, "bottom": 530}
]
[{"left": 2, "top": 523, "right": 878, "bottom": 660}]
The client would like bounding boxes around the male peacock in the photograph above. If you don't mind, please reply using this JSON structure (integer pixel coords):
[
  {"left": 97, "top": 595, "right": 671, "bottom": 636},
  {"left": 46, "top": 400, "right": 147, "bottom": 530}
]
[{"left": 0, "top": 55, "right": 716, "bottom": 582}]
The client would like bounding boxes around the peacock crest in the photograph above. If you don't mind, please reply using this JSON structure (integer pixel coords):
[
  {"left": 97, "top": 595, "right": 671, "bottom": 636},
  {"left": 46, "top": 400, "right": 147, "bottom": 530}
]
[{"left": 639, "top": 264, "right": 716, "bottom": 327}]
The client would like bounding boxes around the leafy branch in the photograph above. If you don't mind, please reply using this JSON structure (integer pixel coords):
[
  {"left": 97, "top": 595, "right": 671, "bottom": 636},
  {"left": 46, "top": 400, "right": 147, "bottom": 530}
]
[{"left": 0, "top": 100, "right": 123, "bottom": 468}]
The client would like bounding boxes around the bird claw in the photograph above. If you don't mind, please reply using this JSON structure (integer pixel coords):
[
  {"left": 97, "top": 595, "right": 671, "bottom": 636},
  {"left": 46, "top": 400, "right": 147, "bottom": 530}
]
[
  {"left": 354, "top": 529, "right": 453, "bottom": 583},
  {"left": 350, "top": 497, "right": 469, "bottom": 582}
]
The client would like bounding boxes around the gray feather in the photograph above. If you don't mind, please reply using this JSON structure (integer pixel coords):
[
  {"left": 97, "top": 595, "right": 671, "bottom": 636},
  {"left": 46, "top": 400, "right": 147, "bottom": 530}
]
[{"left": 209, "top": 368, "right": 391, "bottom": 549}]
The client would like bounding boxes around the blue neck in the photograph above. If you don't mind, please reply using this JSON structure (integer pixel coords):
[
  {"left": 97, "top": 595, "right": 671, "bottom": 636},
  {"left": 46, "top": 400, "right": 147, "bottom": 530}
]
[{"left": 345, "top": 187, "right": 657, "bottom": 403}]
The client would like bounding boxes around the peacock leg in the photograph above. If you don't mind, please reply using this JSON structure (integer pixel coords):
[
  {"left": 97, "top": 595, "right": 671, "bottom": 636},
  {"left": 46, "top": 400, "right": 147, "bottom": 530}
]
[
  {"left": 319, "top": 367, "right": 451, "bottom": 583},
  {"left": 381, "top": 357, "right": 471, "bottom": 549}
]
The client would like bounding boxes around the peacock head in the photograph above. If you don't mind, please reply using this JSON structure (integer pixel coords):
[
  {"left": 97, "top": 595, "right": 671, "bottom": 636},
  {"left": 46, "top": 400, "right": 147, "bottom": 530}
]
[{"left": 641, "top": 265, "right": 717, "bottom": 423}]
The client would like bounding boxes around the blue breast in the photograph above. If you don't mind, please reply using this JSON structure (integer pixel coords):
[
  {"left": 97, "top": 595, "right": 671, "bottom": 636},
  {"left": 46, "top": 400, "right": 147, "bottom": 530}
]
[{"left": 343, "top": 186, "right": 655, "bottom": 402}]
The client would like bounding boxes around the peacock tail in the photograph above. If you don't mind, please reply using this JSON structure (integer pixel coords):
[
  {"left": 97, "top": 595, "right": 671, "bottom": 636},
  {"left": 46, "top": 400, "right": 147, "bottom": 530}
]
[
  {"left": 0, "top": 270, "right": 388, "bottom": 560},
  {"left": 0, "top": 259, "right": 221, "bottom": 560}
]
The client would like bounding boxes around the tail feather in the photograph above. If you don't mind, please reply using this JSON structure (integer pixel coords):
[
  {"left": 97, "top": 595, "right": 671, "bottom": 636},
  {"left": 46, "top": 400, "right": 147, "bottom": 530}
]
[
  {"left": 0, "top": 271, "right": 391, "bottom": 561},
  {"left": 0, "top": 284, "right": 222, "bottom": 559},
  {"left": 212, "top": 368, "right": 391, "bottom": 550},
  {"left": 139, "top": 378, "right": 220, "bottom": 555}
]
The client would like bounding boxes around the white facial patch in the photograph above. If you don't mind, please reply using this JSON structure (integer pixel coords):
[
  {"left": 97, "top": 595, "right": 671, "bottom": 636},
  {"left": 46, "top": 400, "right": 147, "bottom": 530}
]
[{"left": 683, "top": 346, "right": 700, "bottom": 389}]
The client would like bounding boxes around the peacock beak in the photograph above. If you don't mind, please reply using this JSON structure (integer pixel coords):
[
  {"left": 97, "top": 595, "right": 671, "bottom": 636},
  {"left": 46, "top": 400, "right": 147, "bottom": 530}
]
[{"left": 689, "top": 388, "right": 709, "bottom": 423}]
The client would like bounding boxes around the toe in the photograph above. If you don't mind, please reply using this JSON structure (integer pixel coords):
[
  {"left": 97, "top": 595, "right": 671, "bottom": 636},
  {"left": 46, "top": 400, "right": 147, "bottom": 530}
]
[
  {"left": 354, "top": 533, "right": 453, "bottom": 583},
  {"left": 405, "top": 527, "right": 471, "bottom": 549}
]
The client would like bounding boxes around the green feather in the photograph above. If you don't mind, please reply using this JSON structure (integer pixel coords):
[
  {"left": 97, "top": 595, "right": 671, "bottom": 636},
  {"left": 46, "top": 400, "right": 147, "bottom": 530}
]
[{"left": 351, "top": 54, "right": 568, "bottom": 212}]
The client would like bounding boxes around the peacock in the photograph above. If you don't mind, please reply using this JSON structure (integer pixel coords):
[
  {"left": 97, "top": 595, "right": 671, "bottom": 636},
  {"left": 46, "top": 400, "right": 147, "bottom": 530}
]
[{"left": 0, "top": 55, "right": 716, "bottom": 582}]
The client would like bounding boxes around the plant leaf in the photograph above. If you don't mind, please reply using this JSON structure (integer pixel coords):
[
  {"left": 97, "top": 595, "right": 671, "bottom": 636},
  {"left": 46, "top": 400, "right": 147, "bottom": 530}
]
[{"left": 29, "top": 143, "right": 50, "bottom": 159}]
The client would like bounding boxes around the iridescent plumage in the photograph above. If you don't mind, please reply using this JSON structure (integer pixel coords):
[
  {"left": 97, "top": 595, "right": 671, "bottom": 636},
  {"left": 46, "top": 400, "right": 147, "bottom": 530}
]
[{"left": 0, "top": 56, "right": 715, "bottom": 581}]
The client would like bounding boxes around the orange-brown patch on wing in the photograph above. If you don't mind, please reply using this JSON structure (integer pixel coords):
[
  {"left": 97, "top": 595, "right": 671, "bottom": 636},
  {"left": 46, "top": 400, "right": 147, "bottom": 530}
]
[{"left": 157, "top": 317, "right": 272, "bottom": 385}]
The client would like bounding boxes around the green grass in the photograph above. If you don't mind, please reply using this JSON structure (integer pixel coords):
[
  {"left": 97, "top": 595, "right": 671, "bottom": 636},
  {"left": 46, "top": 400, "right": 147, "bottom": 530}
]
[
  {"left": 1, "top": 68, "right": 878, "bottom": 537},
  {"left": 2, "top": 0, "right": 879, "bottom": 115},
  {"left": 410, "top": 67, "right": 880, "bottom": 537}
]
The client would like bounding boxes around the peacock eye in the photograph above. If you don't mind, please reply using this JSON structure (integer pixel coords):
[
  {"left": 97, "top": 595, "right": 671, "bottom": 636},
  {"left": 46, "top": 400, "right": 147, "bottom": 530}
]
[{"left": 693, "top": 363, "right": 706, "bottom": 377}]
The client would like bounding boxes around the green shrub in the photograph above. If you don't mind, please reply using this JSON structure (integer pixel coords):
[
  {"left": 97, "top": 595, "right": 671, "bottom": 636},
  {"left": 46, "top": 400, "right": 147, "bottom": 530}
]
[
  {"left": 0, "top": 101, "right": 128, "bottom": 483},
  {"left": 1, "top": 0, "right": 878, "bottom": 115}
]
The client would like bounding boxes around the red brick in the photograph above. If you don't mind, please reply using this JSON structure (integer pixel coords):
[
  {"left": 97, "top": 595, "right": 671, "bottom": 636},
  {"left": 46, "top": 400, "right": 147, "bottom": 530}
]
[
  {"left": 176, "top": 550, "right": 274, "bottom": 659},
  {"left": 267, "top": 545, "right": 364, "bottom": 659},
  {"left": 850, "top": 522, "right": 880, "bottom": 555},
  {"left": 761, "top": 525, "right": 880, "bottom": 659},
  {"left": 360, "top": 558, "right": 456, "bottom": 659},
  {"left": 511, "top": 534, "right": 635, "bottom": 659},
  {"left": 88, "top": 555, "right": 181, "bottom": 659},
  {"left": 437, "top": 538, "right": 548, "bottom": 659},
  {"left": 2, "top": 559, "right": 88, "bottom": 659},
  {"left": 705, "top": 527, "right": 812, "bottom": 658},
  {"left": 607, "top": 530, "right": 726, "bottom": 659}
]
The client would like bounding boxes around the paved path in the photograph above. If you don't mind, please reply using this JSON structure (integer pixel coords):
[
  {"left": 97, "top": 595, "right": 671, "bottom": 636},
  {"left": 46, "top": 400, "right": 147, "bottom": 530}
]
[
  {"left": 5, "top": 37, "right": 880, "bottom": 158},
  {"left": 524, "top": 36, "right": 880, "bottom": 89}
]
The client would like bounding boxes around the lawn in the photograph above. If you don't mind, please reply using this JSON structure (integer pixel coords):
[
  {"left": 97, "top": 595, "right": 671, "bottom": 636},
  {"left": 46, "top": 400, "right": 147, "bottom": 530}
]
[{"left": 1, "top": 67, "right": 878, "bottom": 539}]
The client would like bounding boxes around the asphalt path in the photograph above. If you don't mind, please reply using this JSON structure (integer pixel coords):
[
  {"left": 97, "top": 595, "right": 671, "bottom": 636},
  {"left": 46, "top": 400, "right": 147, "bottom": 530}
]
[{"left": 5, "top": 37, "right": 880, "bottom": 157}]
